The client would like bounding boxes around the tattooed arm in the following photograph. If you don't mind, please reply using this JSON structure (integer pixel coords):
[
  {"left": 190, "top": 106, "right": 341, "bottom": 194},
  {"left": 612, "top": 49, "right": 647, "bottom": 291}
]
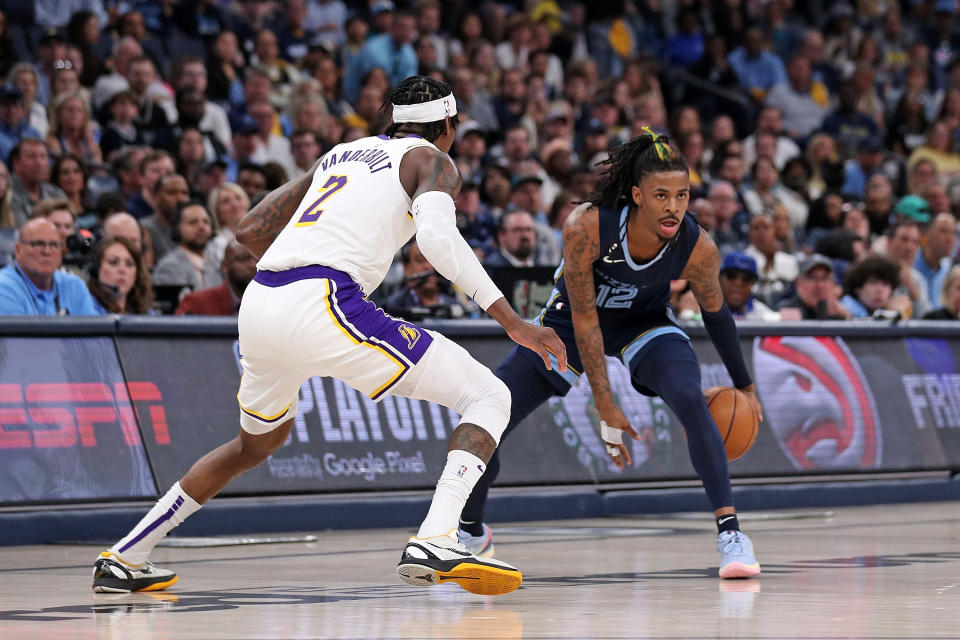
[
  {"left": 563, "top": 204, "right": 639, "bottom": 467},
  {"left": 681, "top": 228, "right": 725, "bottom": 313},
  {"left": 682, "top": 229, "right": 763, "bottom": 419},
  {"left": 235, "top": 158, "right": 322, "bottom": 258}
]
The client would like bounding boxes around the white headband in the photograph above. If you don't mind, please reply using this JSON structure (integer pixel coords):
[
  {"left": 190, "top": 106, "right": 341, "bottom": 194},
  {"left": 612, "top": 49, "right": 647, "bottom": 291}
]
[{"left": 391, "top": 93, "right": 457, "bottom": 123}]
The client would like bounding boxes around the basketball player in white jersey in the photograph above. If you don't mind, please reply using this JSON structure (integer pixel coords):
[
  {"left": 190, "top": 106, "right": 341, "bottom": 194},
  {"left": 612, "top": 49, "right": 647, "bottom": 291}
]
[{"left": 92, "top": 76, "right": 567, "bottom": 597}]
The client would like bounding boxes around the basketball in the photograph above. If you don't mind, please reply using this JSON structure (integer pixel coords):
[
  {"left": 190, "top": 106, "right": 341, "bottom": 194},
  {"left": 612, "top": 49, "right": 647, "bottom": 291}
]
[{"left": 704, "top": 386, "right": 758, "bottom": 461}]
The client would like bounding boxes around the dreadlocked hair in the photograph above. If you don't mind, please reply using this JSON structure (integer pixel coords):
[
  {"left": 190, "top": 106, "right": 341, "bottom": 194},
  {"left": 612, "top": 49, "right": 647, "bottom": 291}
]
[
  {"left": 585, "top": 128, "right": 689, "bottom": 209},
  {"left": 381, "top": 75, "right": 460, "bottom": 143}
]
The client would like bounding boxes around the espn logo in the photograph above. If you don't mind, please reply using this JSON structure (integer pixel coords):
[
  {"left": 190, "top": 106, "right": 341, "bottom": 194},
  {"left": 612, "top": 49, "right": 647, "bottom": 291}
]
[{"left": 0, "top": 382, "right": 170, "bottom": 449}]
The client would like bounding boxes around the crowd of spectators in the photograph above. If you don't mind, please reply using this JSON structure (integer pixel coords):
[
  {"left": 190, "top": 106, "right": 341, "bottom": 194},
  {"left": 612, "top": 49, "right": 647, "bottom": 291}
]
[{"left": 1, "top": 0, "right": 960, "bottom": 322}]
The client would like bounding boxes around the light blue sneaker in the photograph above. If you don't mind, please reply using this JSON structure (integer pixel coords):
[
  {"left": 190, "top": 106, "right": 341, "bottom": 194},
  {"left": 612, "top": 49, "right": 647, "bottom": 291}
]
[
  {"left": 717, "top": 530, "right": 761, "bottom": 579},
  {"left": 458, "top": 524, "right": 495, "bottom": 558}
]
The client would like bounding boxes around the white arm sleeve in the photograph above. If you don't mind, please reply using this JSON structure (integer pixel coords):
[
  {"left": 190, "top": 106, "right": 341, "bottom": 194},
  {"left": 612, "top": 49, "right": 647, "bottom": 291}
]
[{"left": 412, "top": 190, "right": 504, "bottom": 311}]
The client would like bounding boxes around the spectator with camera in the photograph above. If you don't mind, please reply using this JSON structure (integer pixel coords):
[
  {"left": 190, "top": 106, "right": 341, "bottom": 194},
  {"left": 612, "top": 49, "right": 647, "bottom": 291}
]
[
  {"left": 151, "top": 201, "right": 213, "bottom": 292},
  {"left": 0, "top": 218, "right": 99, "bottom": 315},
  {"left": 384, "top": 240, "right": 464, "bottom": 320},
  {"left": 176, "top": 240, "right": 256, "bottom": 316},
  {"left": 87, "top": 236, "right": 155, "bottom": 315}
]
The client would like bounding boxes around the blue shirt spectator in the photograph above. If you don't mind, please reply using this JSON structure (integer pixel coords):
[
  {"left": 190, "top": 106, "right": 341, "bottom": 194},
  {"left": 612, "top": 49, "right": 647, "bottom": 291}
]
[
  {"left": 914, "top": 213, "right": 957, "bottom": 306},
  {"left": 727, "top": 28, "right": 787, "bottom": 100},
  {"left": 342, "top": 13, "right": 418, "bottom": 104},
  {"left": 0, "top": 219, "right": 100, "bottom": 316}
]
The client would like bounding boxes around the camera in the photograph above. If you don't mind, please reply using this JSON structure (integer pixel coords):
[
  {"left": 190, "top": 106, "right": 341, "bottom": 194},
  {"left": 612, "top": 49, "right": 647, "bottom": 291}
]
[{"left": 63, "top": 231, "right": 96, "bottom": 268}]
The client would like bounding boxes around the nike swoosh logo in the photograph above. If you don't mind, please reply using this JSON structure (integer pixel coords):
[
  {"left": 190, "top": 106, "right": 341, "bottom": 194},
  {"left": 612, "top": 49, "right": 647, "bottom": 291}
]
[
  {"left": 718, "top": 516, "right": 735, "bottom": 525},
  {"left": 602, "top": 257, "right": 625, "bottom": 264}
]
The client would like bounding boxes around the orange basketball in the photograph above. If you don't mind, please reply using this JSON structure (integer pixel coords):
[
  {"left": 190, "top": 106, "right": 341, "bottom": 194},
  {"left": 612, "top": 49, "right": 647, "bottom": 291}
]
[{"left": 704, "top": 386, "right": 758, "bottom": 461}]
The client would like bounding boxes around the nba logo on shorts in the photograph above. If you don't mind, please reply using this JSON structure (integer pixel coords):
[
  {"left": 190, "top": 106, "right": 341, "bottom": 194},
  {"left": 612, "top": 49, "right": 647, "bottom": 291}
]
[
  {"left": 753, "top": 336, "right": 881, "bottom": 470},
  {"left": 456, "top": 465, "right": 468, "bottom": 477}
]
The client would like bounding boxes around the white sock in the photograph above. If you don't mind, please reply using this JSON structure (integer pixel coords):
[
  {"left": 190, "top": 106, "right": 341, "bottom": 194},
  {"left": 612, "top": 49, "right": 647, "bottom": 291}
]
[
  {"left": 417, "top": 450, "right": 487, "bottom": 539},
  {"left": 108, "top": 482, "right": 201, "bottom": 566}
]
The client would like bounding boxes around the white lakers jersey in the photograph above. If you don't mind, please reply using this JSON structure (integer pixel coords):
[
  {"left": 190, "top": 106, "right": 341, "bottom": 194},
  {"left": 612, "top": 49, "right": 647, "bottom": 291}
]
[{"left": 257, "top": 135, "right": 435, "bottom": 294}]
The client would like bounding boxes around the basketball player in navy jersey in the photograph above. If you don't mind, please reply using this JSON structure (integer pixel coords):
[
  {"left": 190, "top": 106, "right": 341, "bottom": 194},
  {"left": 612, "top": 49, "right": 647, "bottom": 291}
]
[{"left": 458, "top": 130, "right": 765, "bottom": 578}]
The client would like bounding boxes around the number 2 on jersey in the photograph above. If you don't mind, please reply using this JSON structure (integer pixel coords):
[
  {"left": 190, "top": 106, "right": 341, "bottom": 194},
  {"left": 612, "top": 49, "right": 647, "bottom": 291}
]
[{"left": 295, "top": 175, "right": 348, "bottom": 227}]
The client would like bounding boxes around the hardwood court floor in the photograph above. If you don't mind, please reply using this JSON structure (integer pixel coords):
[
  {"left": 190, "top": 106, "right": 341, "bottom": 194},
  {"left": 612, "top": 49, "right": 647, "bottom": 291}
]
[{"left": 1, "top": 502, "right": 958, "bottom": 639}]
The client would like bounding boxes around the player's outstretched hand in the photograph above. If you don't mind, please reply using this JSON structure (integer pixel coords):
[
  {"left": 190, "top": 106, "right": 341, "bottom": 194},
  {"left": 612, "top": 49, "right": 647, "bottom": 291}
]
[
  {"left": 739, "top": 384, "right": 764, "bottom": 422},
  {"left": 506, "top": 322, "right": 568, "bottom": 373},
  {"left": 598, "top": 406, "right": 642, "bottom": 470}
]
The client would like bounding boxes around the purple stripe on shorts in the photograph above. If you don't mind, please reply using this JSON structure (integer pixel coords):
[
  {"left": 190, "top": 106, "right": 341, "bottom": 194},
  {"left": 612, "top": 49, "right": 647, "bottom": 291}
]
[
  {"left": 327, "top": 282, "right": 367, "bottom": 343},
  {"left": 253, "top": 265, "right": 434, "bottom": 366},
  {"left": 254, "top": 265, "right": 355, "bottom": 288},
  {"left": 240, "top": 405, "right": 291, "bottom": 424},
  {"left": 119, "top": 496, "right": 184, "bottom": 553}
]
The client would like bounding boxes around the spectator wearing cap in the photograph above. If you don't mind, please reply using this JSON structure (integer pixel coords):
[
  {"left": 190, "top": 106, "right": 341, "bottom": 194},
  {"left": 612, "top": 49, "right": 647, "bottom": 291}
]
[
  {"left": 719, "top": 252, "right": 781, "bottom": 321},
  {"left": 484, "top": 210, "right": 550, "bottom": 268},
  {"left": 744, "top": 211, "right": 799, "bottom": 305},
  {"left": 177, "top": 240, "right": 256, "bottom": 316},
  {"left": 840, "top": 255, "right": 910, "bottom": 318},
  {"left": 542, "top": 101, "right": 575, "bottom": 146},
  {"left": 776, "top": 254, "right": 851, "bottom": 319},
  {"left": 841, "top": 135, "right": 886, "bottom": 199},
  {"left": 915, "top": 212, "right": 957, "bottom": 304},
  {"left": 0, "top": 218, "right": 99, "bottom": 316},
  {"left": 582, "top": 119, "right": 612, "bottom": 167},
  {"left": 822, "top": 81, "right": 881, "bottom": 160},
  {"left": 508, "top": 172, "right": 561, "bottom": 265},
  {"left": 883, "top": 218, "right": 931, "bottom": 316},
  {"left": 342, "top": 9, "right": 416, "bottom": 104},
  {"left": 0, "top": 87, "right": 42, "bottom": 164},
  {"left": 228, "top": 117, "right": 269, "bottom": 182},
  {"left": 8, "top": 140, "right": 67, "bottom": 228},
  {"left": 152, "top": 201, "right": 214, "bottom": 292},
  {"left": 727, "top": 27, "right": 787, "bottom": 103},
  {"left": 764, "top": 54, "right": 829, "bottom": 140}
]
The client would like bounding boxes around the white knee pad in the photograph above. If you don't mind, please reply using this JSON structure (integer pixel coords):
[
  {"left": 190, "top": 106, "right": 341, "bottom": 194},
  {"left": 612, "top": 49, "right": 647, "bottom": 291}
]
[{"left": 456, "top": 369, "right": 511, "bottom": 444}]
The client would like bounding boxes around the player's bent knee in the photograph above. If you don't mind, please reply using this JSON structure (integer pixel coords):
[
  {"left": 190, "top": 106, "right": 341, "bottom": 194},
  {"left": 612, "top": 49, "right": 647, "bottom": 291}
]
[{"left": 458, "top": 372, "right": 511, "bottom": 445}]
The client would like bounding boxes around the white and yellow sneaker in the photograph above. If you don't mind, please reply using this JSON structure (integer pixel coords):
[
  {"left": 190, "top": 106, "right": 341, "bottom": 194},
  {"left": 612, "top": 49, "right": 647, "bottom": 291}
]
[{"left": 397, "top": 532, "right": 521, "bottom": 595}]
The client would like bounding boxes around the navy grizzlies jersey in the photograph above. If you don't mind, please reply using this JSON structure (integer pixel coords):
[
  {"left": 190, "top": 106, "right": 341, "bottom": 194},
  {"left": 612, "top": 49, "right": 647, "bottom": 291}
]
[{"left": 540, "top": 205, "right": 701, "bottom": 362}]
